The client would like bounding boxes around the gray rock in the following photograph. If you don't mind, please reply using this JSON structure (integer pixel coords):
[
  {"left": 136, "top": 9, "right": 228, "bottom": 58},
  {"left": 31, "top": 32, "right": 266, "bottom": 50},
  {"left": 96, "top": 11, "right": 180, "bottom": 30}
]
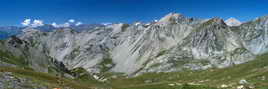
[{"left": 0, "top": 72, "right": 49, "bottom": 89}]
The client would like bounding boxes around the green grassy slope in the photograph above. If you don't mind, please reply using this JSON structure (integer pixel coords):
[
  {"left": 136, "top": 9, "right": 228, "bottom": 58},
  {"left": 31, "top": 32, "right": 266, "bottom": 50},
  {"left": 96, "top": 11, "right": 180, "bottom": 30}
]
[
  {"left": 0, "top": 50, "right": 28, "bottom": 67},
  {"left": 110, "top": 53, "right": 268, "bottom": 89},
  {"left": 0, "top": 67, "right": 97, "bottom": 89}
]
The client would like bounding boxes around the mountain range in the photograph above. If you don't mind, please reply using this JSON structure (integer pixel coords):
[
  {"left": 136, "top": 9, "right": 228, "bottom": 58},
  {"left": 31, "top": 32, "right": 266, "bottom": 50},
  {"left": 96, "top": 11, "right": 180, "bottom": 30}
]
[
  {"left": 0, "top": 24, "right": 104, "bottom": 39},
  {"left": 1, "top": 13, "right": 268, "bottom": 89}
]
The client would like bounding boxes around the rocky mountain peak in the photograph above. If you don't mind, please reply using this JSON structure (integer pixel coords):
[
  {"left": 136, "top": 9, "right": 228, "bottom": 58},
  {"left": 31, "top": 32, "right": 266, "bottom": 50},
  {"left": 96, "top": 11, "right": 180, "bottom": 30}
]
[
  {"left": 158, "top": 13, "right": 184, "bottom": 24},
  {"left": 250, "top": 15, "right": 268, "bottom": 25},
  {"left": 21, "top": 27, "right": 40, "bottom": 33},
  {"left": 209, "top": 18, "right": 225, "bottom": 24},
  {"left": 200, "top": 18, "right": 226, "bottom": 28}
]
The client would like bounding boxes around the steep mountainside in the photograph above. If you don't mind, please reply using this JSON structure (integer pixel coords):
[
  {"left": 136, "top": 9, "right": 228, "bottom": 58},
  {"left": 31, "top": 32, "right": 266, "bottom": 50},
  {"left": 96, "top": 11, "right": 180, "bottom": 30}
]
[
  {"left": 233, "top": 16, "right": 268, "bottom": 54},
  {"left": 141, "top": 18, "right": 254, "bottom": 74}
]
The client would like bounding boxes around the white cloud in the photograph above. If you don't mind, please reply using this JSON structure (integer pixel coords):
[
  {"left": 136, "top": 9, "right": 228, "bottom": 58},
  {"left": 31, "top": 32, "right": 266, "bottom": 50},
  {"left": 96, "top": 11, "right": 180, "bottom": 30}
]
[
  {"left": 21, "top": 19, "right": 31, "bottom": 26},
  {"left": 68, "top": 19, "right": 75, "bottom": 23},
  {"left": 31, "top": 19, "right": 44, "bottom": 27},
  {"left": 75, "top": 22, "right": 83, "bottom": 26},
  {"left": 51, "top": 19, "right": 83, "bottom": 28}
]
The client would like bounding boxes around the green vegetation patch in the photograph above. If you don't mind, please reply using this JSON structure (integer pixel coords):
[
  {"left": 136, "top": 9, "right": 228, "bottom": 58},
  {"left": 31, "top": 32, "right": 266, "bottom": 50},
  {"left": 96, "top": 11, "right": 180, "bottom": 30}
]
[
  {"left": 110, "top": 53, "right": 268, "bottom": 89},
  {"left": 119, "top": 83, "right": 219, "bottom": 89},
  {"left": 99, "top": 57, "right": 115, "bottom": 73},
  {"left": 156, "top": 50, "right": 167, "bottom": 58},
  {"left": 0, "top": 67, "right": 96, "bottom": 89},
  {"left": 0, "top": 50, "right": 28, "bottom": 67}
]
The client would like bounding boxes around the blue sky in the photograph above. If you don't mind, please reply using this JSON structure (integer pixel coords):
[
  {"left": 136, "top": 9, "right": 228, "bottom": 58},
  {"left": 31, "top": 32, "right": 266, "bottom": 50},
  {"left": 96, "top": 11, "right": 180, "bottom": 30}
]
[{"left": 0, "top": 0, "right": 268, "bottom": 26}]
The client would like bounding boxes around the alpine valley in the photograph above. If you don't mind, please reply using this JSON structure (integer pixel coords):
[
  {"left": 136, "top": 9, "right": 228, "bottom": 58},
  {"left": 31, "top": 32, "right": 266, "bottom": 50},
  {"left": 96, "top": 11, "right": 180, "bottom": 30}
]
[{"left": 1, "top": 13, "right": 268, "bottom": 89}]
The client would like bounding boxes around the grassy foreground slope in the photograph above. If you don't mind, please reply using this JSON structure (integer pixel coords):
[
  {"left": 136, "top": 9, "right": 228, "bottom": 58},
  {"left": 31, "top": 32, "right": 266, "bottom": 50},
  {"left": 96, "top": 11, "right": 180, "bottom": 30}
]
[
  {"left": 0, "top": 67, "right": 99, "bottom": 89},
  {"left": 0, "top": 67, "right": 221, "bottom": 89},
  {"left": 111, "top": 53, "right": 268, "bottom": 89}
]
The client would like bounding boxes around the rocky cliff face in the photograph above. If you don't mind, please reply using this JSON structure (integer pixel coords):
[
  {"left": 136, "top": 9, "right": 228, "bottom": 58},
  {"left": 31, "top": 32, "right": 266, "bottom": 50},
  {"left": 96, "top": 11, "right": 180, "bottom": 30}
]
[
  {"left": 1, "top": 13, "right": 268, "bottom": 76},
  {"left": 140, "top": 18, "right": 254, "bottom": 74},
  {"left": 233, "top": 16, "right": 268, "bottom": 54}
]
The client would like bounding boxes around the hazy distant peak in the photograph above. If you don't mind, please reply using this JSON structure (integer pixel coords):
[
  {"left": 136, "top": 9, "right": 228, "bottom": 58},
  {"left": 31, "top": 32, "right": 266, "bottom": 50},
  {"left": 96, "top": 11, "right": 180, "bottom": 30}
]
[{"left": 225, "top": 17, "right": 242, "bottom": 26}]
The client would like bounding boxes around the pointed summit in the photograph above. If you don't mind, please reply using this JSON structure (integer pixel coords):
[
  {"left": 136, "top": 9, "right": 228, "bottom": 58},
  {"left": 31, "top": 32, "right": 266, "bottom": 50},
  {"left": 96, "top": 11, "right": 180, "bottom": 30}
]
[
  {"left": 225, "top": 17, "right": 242, "bottom": 26},
  {"left": 207, "top": 18, "right": 226, "bottom": 25},
  {"left": 158, "top": 13, "right": 184, "bottom": 23}
]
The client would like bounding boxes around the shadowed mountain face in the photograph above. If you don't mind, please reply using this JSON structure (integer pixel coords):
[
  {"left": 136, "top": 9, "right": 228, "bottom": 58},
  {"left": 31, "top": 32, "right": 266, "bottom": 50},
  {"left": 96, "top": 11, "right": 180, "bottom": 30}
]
[{"left": 1, "top": 13, "right": 268, "bottom": 77}]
